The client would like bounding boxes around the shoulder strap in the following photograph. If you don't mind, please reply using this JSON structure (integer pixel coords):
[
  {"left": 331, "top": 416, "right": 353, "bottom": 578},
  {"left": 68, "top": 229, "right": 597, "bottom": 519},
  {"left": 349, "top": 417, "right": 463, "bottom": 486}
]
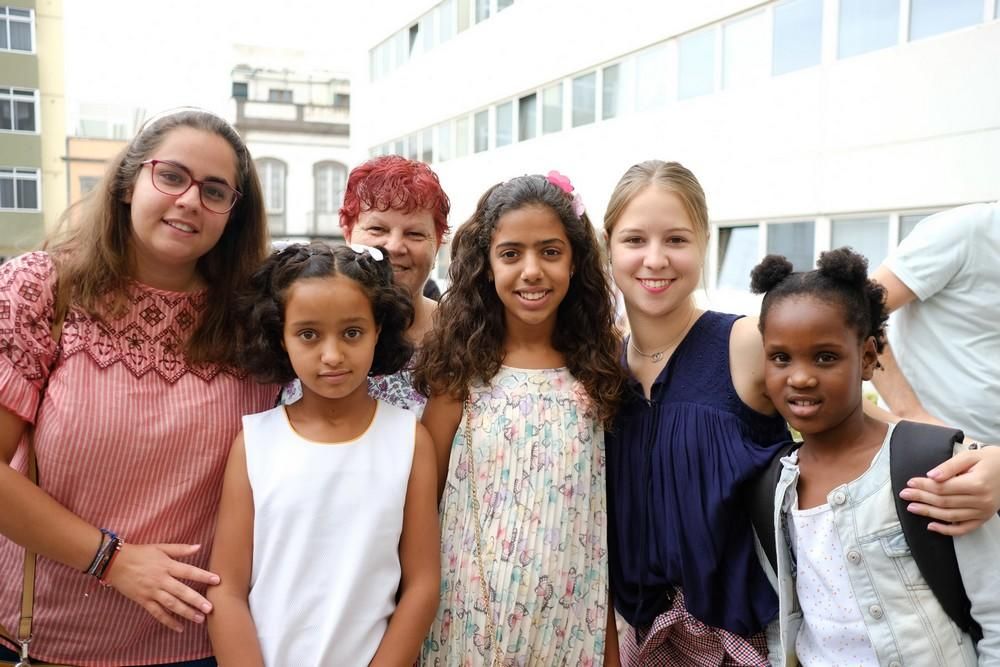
[
  {"left": 890, "top": 420, "right": 982, "bottom": 642},
  {"left": 750, "top": 441, "right": 801, "bottom": 575}
]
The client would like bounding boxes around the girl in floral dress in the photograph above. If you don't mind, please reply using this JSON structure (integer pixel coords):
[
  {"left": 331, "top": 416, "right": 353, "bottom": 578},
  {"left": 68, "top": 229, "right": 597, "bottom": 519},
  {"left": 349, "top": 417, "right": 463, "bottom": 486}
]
[{"left": 416, "top": 173, "right": 625, "bottom": 666}]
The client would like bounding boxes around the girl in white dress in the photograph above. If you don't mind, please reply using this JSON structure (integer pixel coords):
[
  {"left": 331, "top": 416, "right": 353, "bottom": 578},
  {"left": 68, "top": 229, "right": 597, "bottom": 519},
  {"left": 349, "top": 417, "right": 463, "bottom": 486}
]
[{"left": 207, "top": 242, "right": 440, "bottom": 667}]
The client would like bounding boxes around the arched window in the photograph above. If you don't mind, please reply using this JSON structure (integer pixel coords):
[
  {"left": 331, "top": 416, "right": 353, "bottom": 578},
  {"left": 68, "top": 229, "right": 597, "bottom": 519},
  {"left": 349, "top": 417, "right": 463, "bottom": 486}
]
[
  {"left": 256, "top": 158, "right": 286, "bottom": 236},
  {"left": 312, "top": 161, "right": 347, "bottom": 237}
]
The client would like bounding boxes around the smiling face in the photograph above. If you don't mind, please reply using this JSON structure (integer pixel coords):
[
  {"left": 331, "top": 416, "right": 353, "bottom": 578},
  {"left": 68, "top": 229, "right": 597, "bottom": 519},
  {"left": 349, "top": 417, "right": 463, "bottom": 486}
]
[
  {"left": 126, "top": 126, "right": 238, "bottom": 286},
  {"left": 763, "top": 295, "right": 878, "bottom": 439},
  {"left": 488, "top": 204, "right": 573, "bottom": 334},
  {"left": 345, "top": 209, "right": 438, "bottom": 300},
  {"left": 282, "top": 274, "right": 379, "bottom": 402},
  {"left": 607, "top": 186, "right": 704, "bottom": 320}
]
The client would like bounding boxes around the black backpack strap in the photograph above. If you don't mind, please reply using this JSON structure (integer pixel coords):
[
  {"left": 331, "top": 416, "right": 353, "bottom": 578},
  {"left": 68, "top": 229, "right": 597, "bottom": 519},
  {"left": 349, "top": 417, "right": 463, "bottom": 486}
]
[
  {"left": 750, "top": 441, "right": 801, "bottom": 576},
  {"left": 890, "top": 420, "right": 982, "bottom": 642}
]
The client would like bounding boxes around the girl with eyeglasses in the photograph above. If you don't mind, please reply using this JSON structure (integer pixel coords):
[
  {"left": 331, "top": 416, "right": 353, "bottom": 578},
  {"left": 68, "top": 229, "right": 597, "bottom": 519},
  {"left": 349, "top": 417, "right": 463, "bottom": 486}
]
[{"left": 0, "top": 109, "right": 277, "bottom": 666}]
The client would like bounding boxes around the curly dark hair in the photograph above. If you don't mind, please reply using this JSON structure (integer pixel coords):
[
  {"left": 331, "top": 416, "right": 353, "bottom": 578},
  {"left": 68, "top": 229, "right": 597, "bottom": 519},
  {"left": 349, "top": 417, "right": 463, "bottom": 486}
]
[
  {"left": 750, "top": 246, "right": 889, "bottom": 352},
  {"left": 237, "top": 242, "right": 414, "bottom": 384},
  {"left": 414, "top": 174, "right": 625, "bottom": 426}
]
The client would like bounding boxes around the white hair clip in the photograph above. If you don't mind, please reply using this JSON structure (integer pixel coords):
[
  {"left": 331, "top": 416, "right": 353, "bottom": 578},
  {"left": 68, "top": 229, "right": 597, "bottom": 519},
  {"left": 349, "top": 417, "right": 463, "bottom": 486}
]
[{"left": 349, "top": 244, "right": 384, "bottom": 262}]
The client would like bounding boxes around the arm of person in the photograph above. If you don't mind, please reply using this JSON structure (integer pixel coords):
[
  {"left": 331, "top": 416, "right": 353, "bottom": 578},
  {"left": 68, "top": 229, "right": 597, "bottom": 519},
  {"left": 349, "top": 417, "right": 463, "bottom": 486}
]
[
  {"left": 728, "top": 316, "right": 779, "bottom": 417},
  {"left": 369, "top": 423, "right": 441, "bottom": 667},
  {"left": 421, "top": 393, "right": 463, "bottom": 501},
  {"left": 0, "top": 405, "right": 218, "bottom": 632},
  {"left": 206, "top": 433, "right": 265, "bottom": 667},
  {"left": 954, "top": 512, "right": 1000, "bottom": 664},
  {"left": 869, "top": 266, "right": 943, "bottom": 423},
  {"left": 605, "top": 592, "right": 621, "bottom": 667}
]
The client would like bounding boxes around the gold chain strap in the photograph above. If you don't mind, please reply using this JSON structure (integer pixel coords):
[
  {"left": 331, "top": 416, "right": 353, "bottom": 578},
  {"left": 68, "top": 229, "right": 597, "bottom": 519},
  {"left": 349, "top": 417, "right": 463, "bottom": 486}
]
[{"left": 464, "top": 395, "right": 504, "bottom": 667}]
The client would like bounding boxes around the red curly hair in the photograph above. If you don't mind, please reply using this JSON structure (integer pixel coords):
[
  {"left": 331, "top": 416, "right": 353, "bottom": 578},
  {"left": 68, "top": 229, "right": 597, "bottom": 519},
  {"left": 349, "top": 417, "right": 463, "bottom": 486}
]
[{"left": 340, "top": 155, "right": 450, "bottom": 245}]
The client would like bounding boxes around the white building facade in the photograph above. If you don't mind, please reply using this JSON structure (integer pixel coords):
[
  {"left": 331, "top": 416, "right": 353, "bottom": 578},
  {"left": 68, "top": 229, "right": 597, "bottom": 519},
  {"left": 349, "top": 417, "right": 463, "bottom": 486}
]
[
  {"left": 231, "top": 51, "right": 351, "bottom": 242},
  {"left": 353, "top": 0, "right": 1000, "bottom": 309}
]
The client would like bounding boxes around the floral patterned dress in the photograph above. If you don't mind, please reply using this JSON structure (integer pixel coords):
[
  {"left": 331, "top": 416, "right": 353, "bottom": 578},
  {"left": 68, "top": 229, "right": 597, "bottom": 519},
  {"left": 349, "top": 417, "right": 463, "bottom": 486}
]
[{"left": 421, "top": 366, "right": 609, "bottom": 666}]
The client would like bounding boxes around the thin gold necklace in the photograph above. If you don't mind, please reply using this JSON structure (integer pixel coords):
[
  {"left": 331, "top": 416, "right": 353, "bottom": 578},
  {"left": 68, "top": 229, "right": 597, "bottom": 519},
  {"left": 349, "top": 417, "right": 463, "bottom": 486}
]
[{"left": 629, "top": 308, "right": 697, "bottom": 363}]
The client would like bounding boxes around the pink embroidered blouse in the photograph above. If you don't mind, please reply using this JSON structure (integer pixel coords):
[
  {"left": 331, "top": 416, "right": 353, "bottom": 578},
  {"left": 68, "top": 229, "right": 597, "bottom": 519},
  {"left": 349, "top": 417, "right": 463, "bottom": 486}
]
[{"left": 0, "top": 252, "right": 277, "bottom": 666}]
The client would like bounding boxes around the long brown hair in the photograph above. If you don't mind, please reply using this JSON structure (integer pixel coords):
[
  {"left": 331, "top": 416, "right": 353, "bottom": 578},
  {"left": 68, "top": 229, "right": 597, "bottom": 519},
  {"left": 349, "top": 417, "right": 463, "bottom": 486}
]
[
  {"left": 414, "top": 175, "right": 624, "bottom": 426},
  {"left": 45, "top": 110, "right": 269, "bottom": 365}
]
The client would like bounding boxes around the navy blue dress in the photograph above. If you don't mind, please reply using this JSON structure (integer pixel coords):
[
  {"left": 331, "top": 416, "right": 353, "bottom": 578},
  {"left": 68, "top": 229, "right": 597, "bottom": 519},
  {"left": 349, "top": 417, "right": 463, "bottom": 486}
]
[{"left": 607, "top": 311, "right": 789, "bottom": 636}]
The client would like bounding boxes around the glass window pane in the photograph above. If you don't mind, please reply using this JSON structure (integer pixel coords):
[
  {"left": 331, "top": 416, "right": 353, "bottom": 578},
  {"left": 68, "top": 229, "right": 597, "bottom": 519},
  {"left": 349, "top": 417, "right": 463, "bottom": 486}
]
[
  {"left": 678, "top": 28, "right": 716, "bottom": 100},
  {"left": 831, "top": 217, "right": 889, "bottom": 269},
  {"left": 17, "top": 177, "right": 37, "bottom": 209},
  {"left": 456, "top": 115, "right": 470, "bottom": 157},
  {"left": 518, "top": 93, "right": 537, "bottom": 141},
  {"left": 717, "top": 226, "right": 760, "bottom": 290},
  {"left": 773, "top": 0, "right": 823, "bottom": 74},
  {"left": 496, "top": 101, "right": 512, "bottom": 147},
  {"left": 406, "top": 133, "right": 419, "bottom": 160},
  {"left": 838, "top": 0, "right": 899, "bottom": 59},
  {"left": 899, "top": 213, "right": 932, "bottom": 241},
  {"left": 723, "top": 12, "right": 767, "bottom": 89},
  {"left": 474, "top": 110, "right": 489, "bottom": 153},
  {"left": 572, "top": 72, "right": 596, "bottom": 127},
  {"left": 636, "top": 44, "right": 669, "bottom": 111},
  {"left": 422, "top": 11, "right": 437, "bottom": 51},
  {"left": 767, "top": 221, "right": 815, "bottom": 271},
  {"left": 11, "top": 21, "right": 31, "bottom": 51},
  {"left": 0, "top": 20, "right": 8, "bottom": 50},
  {"left": 393, "top": 139, "right": 405, "bottom": 155},
  {"left": 910, "top": 0, "right": 981, "bottom": 41},
  {"left": 602, "top": 64, "right": 621, "bottom": 120},
  {"left": 498, "top": 0, "right": 513, "bottom": 9},
  {"left": 0, "top": 178, "right": 13, "bottom": 208},
  {"left": 0, "top": 100, "right": 11, "bottom": 130},
  {"left": 421, "top": 128, "right": 434, "bottom": 162},
  {"left": 475, "top": 0, "right": 490, "bottom": 23},
  {"left": 437, "top": 122, "right": 452, "bottom": 162},
  {"left": 458, "top": 0, "right": 470, "bottom": 32},
  {"left": 14, "top": 99, "right": 34, "bottom": 131},
  {"left": 440, "top": 0, "right": 456, "bottom": 42},
  {"left": 542, "top": 83, "right": 562, "bottom": 135}
]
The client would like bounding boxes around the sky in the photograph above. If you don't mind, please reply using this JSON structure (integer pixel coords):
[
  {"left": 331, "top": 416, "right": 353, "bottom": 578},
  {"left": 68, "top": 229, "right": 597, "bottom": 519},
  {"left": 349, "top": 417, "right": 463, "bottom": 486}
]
[{"left": 64, "top": 1, "right": 361, "bottom": 120}]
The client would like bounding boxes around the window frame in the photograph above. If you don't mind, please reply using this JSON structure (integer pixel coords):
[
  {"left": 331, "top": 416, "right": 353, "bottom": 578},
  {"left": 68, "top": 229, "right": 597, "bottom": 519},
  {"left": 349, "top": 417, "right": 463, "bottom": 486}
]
[
  {"left": 0, "top": 166, "right": 41, "bottom": 211},
  {"left": 0, "top": 87, "right": 39, "bottom": 134},
  {"left": 0, "top": 6, "right": 35, "bottom": 54}
]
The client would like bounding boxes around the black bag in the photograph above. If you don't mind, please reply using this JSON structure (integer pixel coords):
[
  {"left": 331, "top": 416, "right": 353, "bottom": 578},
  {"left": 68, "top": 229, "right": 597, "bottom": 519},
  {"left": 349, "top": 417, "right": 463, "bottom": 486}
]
[{"left": 749, "top": 420, "right": 981, "bottom": 642}]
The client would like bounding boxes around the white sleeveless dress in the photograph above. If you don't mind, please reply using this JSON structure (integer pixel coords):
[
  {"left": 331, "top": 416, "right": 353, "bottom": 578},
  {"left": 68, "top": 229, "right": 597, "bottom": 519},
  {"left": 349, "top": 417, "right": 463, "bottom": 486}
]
[{"left": 243, "top": 402, "right": 415, "bottom": 666}]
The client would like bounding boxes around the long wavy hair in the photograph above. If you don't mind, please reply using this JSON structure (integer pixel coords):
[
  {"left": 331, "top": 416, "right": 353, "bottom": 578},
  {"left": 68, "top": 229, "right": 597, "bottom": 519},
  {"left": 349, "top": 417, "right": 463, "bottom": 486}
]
[
  {"left": 414, "top": 175, "right": 625, "bottom": 426},
  {"left": 44, "top": 109, "right": 269, "bottom": 365}
]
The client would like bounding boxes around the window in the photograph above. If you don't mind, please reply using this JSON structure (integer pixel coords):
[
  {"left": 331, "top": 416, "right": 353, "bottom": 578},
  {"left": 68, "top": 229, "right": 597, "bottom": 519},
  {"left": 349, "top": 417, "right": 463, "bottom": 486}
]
[
  {"left": 910, "top": 0, "right": 981, "bottom": 41},
  {"left": 767, "top": 221, "right": 814, "bottom": 271},
  {"left": 421, "top": 10, "right": 437, "bottom": 52},
  {"left": 475, "top": 0, "right": 490, "bottom": 23},
  {"left": 498, "top": 0, "right": 513, "bottom": 9},
  {"left": 518, "top": 93, "right": 537, "bottom": 141},
  {"left": 232, "top": 82, "right": 248, "bottom": 99},
  {"left": 838, "top": 0, "right": 899, "bottom": 59},
  {"left": 408, "top": 22, "right": 421, "bottom": 56},
  {"left": 474, "top": 110, "right": 489, "bottom": 153},
  {"left": 0, "top": 167, "right": 40, "bottom": 210},
  {"left": 455, "top": 115, "right": 470, "bottom": 157},
  {"left": 393, "top": 139, "right": 405, "bottom": 156},
  {"left": 79, "top": 176, "right": 100, "bottom": 196},
  {"left": 722, "top": 12, "right": 767, "bottom": 89},
  {"left": 636, "top": 44, "right": 670, "bottom": 111},
  {"left": 256, "top": 159, "right": 286, "bottom": 234},
  {"left": 495, "top": 101, "right": 513, "bottom": 147},
  {"left": 542, "top": 83, "right": 562, "bottom": 135},
  {"left": 678, "top": 28, "right": 717, "bottom": 99},
  {"left": 268, "top": 88, "right": 293, "bottom": 103},
  {"left": 831, "top": 217, "right": 889, "bottom": 269},
  {"left": 314, "top": 162, "right": 347, "bottom": 235},
  {"left": 421, "top": 127, "right": 434, "bottom": 162},
  {"left": 457, "top": 0, "right": 471, "bottom": 32},
  {"left": 437, "top": 121, "right": 452, "bottom": 161},
  {"left": 333, "top": 93, "right": 350, "bottom": 109},
  {"left": 717, "top": 225, "right": 760, "bottom": 290},
  {"left": 0, "top": 88, "right": 37, "bottom": 132},
  {"left": 899, "top": 212, "right": 933, "bottom": 241},
  {"left": 572, "top": 72, "right": 596, "bottom": 127},
  {"left": 773, "top": 0, "right": 823, "bottom": 75},
  {"left": 1, "top": 6, "right": 33, "bottom": 52},
  {"left": 406, "top": 133, "right": 419, "bottom": 160},
  {"left": 602, "top": 63, "right": 622, "bottom": 120},
  {"left": 439, "top": 0, "right": 457, "bottom": 42}
]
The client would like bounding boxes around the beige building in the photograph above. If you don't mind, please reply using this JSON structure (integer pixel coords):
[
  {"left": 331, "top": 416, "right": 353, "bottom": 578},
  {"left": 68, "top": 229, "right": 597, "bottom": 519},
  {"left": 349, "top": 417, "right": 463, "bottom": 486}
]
[
  {"left": 64, "top": 135, "right": 125, "bottom": 219},
  {"left": 0, "top": 0, "right": 64, "bottom": 259}
]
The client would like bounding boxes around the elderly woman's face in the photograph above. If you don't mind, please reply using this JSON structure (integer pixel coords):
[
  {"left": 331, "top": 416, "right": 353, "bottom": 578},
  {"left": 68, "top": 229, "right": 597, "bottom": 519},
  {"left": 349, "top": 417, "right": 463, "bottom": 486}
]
[{"left": 348, "top": 208, "right": 439, "bottom": 299}]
